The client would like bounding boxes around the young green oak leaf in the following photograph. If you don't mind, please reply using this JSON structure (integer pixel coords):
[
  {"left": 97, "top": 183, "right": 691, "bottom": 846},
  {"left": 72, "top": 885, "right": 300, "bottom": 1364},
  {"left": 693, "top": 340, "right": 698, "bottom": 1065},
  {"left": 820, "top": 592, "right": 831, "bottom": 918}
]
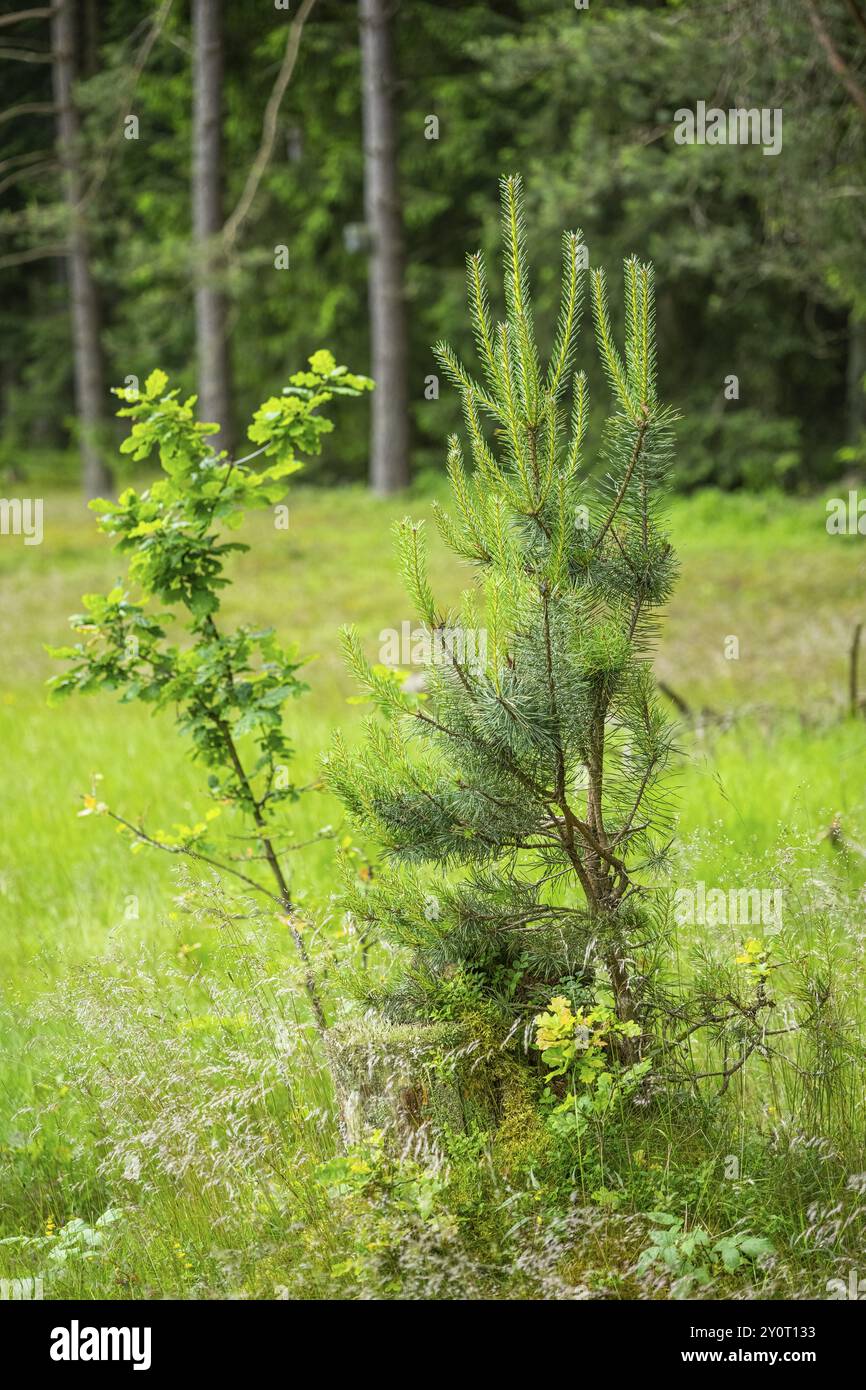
[{"left": 48, "top": 354, "right": 370, "bottom": 1037}]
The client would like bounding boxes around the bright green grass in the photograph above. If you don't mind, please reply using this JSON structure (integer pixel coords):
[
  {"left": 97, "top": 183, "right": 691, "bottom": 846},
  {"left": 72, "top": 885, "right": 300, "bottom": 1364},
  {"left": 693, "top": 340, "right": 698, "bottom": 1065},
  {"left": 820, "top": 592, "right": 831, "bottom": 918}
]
[
  {"left": 2, "top": 482, "right": 863, "bottom": 973},
  {"left": 2, "top": 480, "right": 865, "bottom": 988},
  {"left": 2, "top": 480, "right": 866, "bottom": 1292}
]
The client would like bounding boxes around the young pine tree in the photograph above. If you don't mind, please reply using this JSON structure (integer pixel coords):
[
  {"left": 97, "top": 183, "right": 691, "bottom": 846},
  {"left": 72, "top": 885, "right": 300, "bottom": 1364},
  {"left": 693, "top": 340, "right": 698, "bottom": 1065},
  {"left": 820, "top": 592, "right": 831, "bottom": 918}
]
[
  {"left": 325, "top": 177, "right": 679, "bottom": 1050},
  {"left": 49, "top": 355, "right": 372, "bottom": 1037}
]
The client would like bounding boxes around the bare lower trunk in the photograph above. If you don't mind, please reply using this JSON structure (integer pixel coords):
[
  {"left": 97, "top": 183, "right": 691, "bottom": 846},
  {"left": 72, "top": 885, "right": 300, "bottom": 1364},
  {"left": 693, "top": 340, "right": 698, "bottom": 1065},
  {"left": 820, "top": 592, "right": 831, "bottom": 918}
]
[
  {"left": 192, "top": 0, "right": 232, "bottom": 454},
  {"left": 607, "top": 945, "right": 636, "bottom": 1044},
  {"left": 847, "top": 310, "right": 866, "bottom": 444},
  {"left": 586, "top": 692, "right": 638, "bottom": 1047},
  {"left": 51, "top": 0, "right": 113, "bottom": 500},
  {"left": 359, "top": 0, "right": 410, "bottom": 495}
]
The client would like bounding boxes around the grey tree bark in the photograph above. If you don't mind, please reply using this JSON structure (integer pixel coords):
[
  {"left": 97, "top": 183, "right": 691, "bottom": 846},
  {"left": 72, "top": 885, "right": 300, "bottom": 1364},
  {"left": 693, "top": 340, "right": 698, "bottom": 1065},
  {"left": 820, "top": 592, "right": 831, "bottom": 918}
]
[
  {"left": 50, "top": 0, "right": 113, "bottom": 499},
  {"left": 192, "top": 0, "right": 232, "bottom": 454},
  {"left": 359, "top": 0, "right": 410, "bottom": 494}
]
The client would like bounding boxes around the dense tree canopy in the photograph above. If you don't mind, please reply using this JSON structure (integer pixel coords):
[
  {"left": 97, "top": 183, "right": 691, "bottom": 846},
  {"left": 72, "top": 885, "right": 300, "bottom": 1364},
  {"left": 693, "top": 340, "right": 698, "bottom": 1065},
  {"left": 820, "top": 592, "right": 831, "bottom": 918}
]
[{"left": 1, "top": 0, "right": 864, "bottom": 490}]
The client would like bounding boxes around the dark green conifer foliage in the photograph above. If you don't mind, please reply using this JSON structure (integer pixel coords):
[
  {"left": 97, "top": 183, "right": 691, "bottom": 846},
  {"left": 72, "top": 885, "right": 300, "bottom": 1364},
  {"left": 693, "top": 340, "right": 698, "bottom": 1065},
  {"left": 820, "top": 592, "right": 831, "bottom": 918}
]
[{"left": 325, "top": 177, "right": 679, "bottom": 1034}]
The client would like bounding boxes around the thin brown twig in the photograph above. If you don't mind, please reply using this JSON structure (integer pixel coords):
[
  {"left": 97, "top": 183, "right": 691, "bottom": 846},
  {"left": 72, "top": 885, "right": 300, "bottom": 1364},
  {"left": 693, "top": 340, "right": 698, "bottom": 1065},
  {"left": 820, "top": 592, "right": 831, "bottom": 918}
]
[
  {"left": 803, "top": 0, "right": 866, "bottom": 117},
  {"left": 222, "top": 0, "right": 319, "bottom": 249},
  {"left": 0, "top": 7, "right": 57, "bottom": 28}
]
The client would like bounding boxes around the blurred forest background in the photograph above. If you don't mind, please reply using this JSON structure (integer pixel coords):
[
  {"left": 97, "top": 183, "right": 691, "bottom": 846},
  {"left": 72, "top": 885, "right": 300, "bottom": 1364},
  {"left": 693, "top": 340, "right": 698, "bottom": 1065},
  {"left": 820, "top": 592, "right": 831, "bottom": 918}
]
[{"left": 2, "top": 0, "right": 865, "bottom": 498}]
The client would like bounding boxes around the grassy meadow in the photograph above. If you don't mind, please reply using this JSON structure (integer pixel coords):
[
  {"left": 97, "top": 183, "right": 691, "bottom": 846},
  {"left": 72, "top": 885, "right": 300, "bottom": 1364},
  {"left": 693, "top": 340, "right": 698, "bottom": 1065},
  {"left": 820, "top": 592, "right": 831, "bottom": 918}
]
[{"left": 2, "top": 479, "right": 866, "bottom": 1299}]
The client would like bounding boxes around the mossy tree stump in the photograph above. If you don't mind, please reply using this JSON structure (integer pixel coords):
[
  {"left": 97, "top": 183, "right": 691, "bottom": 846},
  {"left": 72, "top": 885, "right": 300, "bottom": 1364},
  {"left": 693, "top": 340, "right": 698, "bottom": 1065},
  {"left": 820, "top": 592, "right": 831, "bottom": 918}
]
[{"left": 326, "top": 1015, "right": 501, "bottom": 1147}]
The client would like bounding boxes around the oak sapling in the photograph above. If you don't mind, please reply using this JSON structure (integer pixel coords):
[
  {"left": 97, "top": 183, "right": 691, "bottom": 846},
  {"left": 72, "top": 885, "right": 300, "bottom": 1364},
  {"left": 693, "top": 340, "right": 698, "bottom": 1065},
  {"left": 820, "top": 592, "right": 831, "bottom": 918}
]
[
  {"left": 48, "top": 354, "right": 372, "bottom": 1035},
  {"left": 325, "top": 176, "right": 679, "bottom": 1060}
]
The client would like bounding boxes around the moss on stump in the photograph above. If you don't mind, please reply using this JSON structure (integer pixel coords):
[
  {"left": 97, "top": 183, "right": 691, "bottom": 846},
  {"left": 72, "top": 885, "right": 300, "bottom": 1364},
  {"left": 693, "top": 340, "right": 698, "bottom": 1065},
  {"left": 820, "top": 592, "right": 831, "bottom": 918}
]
[{"left": 326, "top": 1015, "right": 501, "bottom": 1145}]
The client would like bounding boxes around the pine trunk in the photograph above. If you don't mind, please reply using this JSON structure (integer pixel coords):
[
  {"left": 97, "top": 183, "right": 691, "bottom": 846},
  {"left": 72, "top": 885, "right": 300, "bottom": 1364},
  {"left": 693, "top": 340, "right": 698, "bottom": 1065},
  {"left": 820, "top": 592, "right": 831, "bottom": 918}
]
[
  {"left": 51, "top": 0, "right": 113, "bottom": 500},
  {"left": 359, "top": 0, "right": 410, "bottom": 495},
  {"left": 192, "top": 0, "right": 233, "bottom": 454},
  {"left": 847, "top": 310, "right": 866, "bottom": 445}
]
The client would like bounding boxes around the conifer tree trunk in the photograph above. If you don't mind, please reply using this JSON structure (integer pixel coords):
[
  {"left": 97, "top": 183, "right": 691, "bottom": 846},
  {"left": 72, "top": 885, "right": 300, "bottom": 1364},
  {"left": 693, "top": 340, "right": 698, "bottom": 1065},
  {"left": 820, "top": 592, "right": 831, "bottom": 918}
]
[
  {"left": 847, "top": 310, "right": 866, "bottom": 444},
  {"left": 359, "top": 0, "right": 410, "bottom": 494},
  {"left": 192, "top": 0, "right": 232, "bottom": 453},
  {"left": 51, "top": 0, "right": 113, "bottom": 500}
]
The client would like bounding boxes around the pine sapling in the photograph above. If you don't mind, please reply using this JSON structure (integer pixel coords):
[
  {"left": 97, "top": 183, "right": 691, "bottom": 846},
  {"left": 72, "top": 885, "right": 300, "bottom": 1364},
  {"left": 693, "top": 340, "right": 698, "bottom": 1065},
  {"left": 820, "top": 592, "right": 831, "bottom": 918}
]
[{"left": 325, "top": 177, "right": 678, "bottom": 1057}]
